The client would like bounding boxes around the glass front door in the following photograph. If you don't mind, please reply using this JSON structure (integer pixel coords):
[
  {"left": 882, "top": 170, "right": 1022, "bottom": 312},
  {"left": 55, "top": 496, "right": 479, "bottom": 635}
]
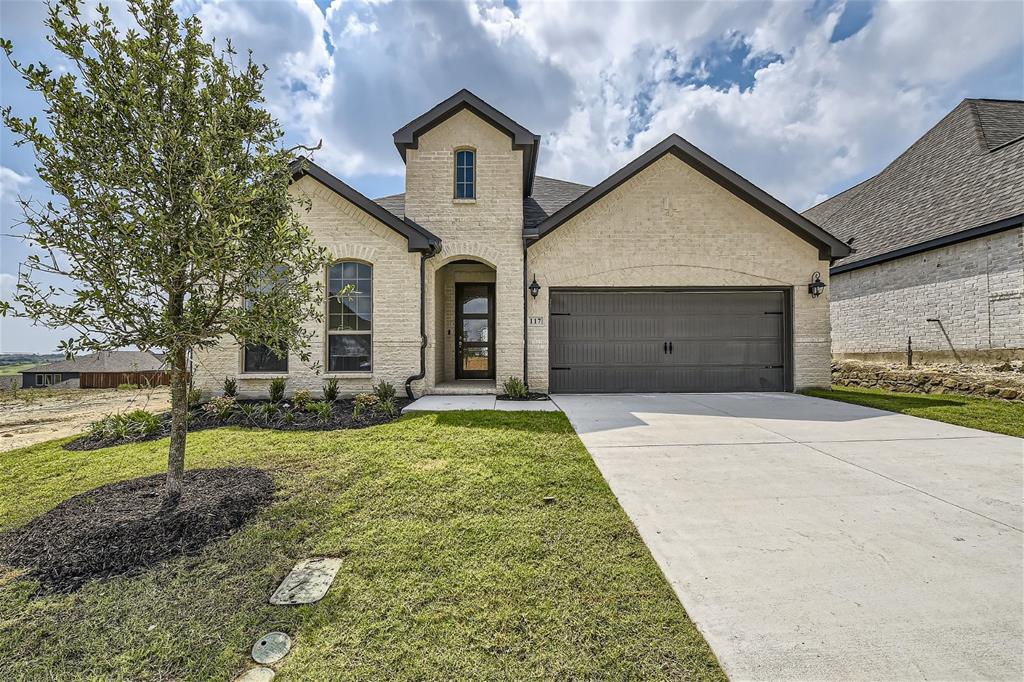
[{"left": 455, "top": 283, "right": 495, "bottom": 379}]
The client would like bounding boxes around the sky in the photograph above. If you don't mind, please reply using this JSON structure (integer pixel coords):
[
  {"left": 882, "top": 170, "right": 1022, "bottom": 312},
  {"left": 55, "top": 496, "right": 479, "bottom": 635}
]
[{"left": 1, "top": 0, "right": 1022, "bottom": 353}]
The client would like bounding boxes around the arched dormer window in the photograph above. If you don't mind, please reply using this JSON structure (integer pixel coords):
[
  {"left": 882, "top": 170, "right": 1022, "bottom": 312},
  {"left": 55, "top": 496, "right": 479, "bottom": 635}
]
[{"left": 455, "top": 148, "right": 475, "bottom": 199}]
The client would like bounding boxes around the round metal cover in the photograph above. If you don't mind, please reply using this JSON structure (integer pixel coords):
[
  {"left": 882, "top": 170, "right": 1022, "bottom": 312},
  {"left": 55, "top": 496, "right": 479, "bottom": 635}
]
[{"left": 251, "top": 632, "right": 291, "bottom": 665}]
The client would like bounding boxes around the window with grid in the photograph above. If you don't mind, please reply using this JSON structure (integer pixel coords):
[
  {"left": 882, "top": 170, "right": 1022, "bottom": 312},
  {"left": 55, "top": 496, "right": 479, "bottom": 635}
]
[
  {"left": 241, "top": 266, "right": 289, "bottom": 373},
  {"left": 455, "top": 149, "right": 475, "bottom": 199},
  {"left": 327, "top": 261, "right": 372, "bottom": 372}
]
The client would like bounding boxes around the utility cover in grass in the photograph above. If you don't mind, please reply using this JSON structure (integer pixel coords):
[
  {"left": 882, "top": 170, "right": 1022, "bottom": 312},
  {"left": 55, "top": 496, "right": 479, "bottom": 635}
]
[
  {"left": 0, "top": 467, "right": 273, "bottom": 591},
  {"left": 270, "top": 557, "right": 342, "bottom": 605},
  {"left": 252, "top": 632, "right": 291, "bottom": 664}
]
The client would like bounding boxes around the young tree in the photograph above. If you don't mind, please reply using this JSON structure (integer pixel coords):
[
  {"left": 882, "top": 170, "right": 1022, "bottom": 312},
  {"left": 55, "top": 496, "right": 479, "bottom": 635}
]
[{"left": 0, "top": 0, "right": 327, "bottom": 506}]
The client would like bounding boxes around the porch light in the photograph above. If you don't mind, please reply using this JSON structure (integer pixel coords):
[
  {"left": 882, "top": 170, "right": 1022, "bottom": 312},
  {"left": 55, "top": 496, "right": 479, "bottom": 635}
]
[
  {"left": 528, "top": 275, "right": 541, "bottom": 299},
  {"left": 808, "top": 271, "right": 826, "bottom": 298}
]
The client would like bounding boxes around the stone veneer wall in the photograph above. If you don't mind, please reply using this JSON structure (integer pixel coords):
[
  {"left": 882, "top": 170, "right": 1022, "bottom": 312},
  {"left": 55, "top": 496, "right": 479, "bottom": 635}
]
[
  {"left": 526, "top": 154, "right": 834, "bottom": 392},
  {"left": 192, "top": 175, "right": 422, "bottom": 399},
  {"left": 403, "top": 109, "right": 526, "bottom": 388},
  {"left": 831, "top": 227, "right": 1024, "bottom": 363}
]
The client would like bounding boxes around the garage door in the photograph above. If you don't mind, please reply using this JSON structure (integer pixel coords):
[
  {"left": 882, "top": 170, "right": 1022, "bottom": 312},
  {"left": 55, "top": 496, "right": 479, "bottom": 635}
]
[{"left": 549, "top": 289, "right": 788, "bottom": 393}]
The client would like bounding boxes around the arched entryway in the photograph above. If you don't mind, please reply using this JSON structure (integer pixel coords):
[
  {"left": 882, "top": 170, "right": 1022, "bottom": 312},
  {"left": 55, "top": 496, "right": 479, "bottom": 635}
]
[{"left": 431, "top": 258, "right": 497, "bottom": 391}]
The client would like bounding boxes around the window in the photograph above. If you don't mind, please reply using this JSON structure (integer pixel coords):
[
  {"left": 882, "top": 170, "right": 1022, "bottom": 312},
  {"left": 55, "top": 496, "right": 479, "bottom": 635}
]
[
  {"left": 455, "top": 149, "right": 475, "bottom": 199},
  {"left": 35, "top": 373, "right": 61, "bottom": 386},
  {"left": 243, "top": 343, "right": 288, "bottom": 373},
  {"left": 327, "top": 261, "right": 372, "bottom": 372}
]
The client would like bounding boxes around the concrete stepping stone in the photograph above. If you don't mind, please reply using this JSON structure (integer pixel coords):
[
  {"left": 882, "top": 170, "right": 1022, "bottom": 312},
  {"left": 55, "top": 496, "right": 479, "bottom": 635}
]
[
  {"left": 270, "top": 557, "right": 343, "bottom": 605},
  {"left": 252, "top": 631, "right": 291, "bottom": 665},
  {"left": 234, "top": 667, "right": 275, "bottom": 681}
]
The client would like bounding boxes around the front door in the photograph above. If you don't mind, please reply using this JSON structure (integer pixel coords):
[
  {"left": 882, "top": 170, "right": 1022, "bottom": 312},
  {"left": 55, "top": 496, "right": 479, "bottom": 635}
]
[{"left": 455, "top": 283, "right": 495, "bottom": 379}]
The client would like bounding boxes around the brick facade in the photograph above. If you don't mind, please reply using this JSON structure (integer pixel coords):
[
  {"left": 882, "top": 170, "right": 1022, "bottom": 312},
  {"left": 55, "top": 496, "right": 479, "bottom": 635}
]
[{"left": 831, "top": 226, "right": 1024, "bottom": 362}]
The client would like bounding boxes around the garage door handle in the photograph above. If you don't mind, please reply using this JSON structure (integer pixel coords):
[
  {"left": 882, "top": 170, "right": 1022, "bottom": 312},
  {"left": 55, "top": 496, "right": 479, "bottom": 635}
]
[
  {"left": 669, "top": 341, "right": 673, "bottom": 354},
  {"left": 663, "top": 342, "right": 668, "bottom": 354}
]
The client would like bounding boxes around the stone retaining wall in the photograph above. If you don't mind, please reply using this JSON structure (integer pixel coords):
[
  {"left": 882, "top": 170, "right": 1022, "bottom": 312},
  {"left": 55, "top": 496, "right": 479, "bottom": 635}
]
[{"left": 832, "top": 361, "right": 1024, "bottom": 402}]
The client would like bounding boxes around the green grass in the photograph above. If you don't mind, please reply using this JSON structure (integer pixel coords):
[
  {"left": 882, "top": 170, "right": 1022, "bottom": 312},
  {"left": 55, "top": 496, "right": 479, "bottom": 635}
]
[
  {"left": 0, "top": 412, "right": 723, "bottom": 681},
  {"left": 0, "top": 363, "right": 33, "bottom": 376},
  {"left": 802, "top": 385, "right": 1024, "bottom": 438}
]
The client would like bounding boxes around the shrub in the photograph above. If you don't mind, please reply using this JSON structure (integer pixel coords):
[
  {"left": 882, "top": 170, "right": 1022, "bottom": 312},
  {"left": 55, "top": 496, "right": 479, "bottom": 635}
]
[
  {"left": 502, "top": 376, "right": 528, "bottom": 399},
  {"left": 88, "top": 409, "right": 162, "bottom": 441},
  {"left": 293, "top": 389, "right": 312, "bottom": 410},
  {"left": 378, "top": 397, "right": 398, "bottom": 417},
  {"left": 269, "top": 377, "right": 287, "bottom": 403},
  {"left": 187, "top": 388, "right": 203, "bottom": 407},
  {"left": 202, "top": 396, "right": 236, "bottom": 422},
  {"left": 308, "top": 400, "right": 333, "bottom": 423},
  {"left": 353, "top": 393, "right": 378, "bottom": 417},
  {"left": 222, "top": 376, "right": 237, "bottom": 397},
  {"left": 373, "top": 380, "right": 396, "bottom": 402},
  {"left": 237, "top": 402, "right": 261, "bottom": 425},
  {"left": 322, "top": 377, "right": 339, "bottom": 402},
  {"left": 259, "top": 402, "right": 279, "bottom": 423}
]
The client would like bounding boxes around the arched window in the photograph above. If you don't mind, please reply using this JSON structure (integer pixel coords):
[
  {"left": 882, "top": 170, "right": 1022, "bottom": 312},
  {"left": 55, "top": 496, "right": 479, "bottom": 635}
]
[
  {"left": 454, "top": 148, "right": 475, "bottom": 199},
  {"left": 327, "top": 261, "right": 372, "bottom": 372}
]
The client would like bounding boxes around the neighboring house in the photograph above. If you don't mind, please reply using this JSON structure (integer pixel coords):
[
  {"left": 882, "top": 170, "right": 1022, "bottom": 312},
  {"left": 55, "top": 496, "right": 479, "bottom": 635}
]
[
  {"left": 20, "top": 350, "right": 169, "bottom": 389},
  {"left": 195, "top": 89, "right": 849, "bottom": 397},
  {"left": 806, "top": 98, "right": 1024, "bottom": 363}
]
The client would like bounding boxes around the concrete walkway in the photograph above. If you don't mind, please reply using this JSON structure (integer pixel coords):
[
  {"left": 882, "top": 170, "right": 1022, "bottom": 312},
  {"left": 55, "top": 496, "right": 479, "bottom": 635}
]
[
  {"left": 403, "top": 395, "right": 560, "bottom": 412},
  {"left": 553, "top": 392, "right": 1023, "bottom": 681}
]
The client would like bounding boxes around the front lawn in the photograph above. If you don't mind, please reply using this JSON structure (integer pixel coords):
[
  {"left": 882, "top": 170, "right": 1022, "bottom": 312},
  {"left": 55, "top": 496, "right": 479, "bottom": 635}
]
[
  {"left": 802, "top": 386, "right": 1024, "bottom": 438},
  {"left": 0, "top": 412, "right": 723, "bottom": 681}
]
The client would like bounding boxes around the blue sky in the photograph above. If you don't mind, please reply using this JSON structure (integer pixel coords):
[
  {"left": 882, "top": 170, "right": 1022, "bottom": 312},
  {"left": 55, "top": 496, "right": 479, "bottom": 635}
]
[{"left": 1, "top": 0, "right": 1022, "bottom": 352}]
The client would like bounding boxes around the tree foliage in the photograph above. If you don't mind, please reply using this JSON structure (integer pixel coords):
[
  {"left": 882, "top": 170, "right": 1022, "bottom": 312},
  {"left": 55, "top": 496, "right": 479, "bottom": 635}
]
[{"left": 1, "top": 0, "right": 327, "bottom": 503}]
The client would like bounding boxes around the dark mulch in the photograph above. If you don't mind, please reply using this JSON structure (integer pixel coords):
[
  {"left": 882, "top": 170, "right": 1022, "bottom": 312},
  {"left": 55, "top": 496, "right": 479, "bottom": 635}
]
[
  {"left": 496, "top": 392, "right": 551, "bottom": 401},
  {"left": 0, "top": 467, "right": 274, "bottom": 591},
  {"left": 65, "top": 397, "right": 410, "bottom": 452}
]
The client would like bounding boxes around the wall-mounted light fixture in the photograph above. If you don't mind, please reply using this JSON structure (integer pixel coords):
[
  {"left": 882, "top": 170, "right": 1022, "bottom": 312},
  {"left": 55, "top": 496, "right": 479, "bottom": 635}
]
[
  {"left": 808, "top": 271, "right": 826, "bottom": 298},
  {"left": 528, "top": 275, "right": 541, "bottom": 299}
]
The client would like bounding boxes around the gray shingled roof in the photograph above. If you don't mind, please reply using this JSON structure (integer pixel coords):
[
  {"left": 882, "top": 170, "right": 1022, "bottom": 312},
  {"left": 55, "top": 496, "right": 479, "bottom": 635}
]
[
  {"left": 805, "top": 98, "right": 1024, "bottom": 270},
  {"left": 373, "top": 175, "right": 592, "bottom": 228},
  {"left": 22, "top": 350, "right": 166, "bottom": 374}
]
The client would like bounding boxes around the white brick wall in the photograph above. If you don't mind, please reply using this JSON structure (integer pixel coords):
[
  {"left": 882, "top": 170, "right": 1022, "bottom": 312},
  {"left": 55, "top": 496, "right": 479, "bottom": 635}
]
[
  {"left": 526, "top": 154, "right": 833, "bottom": 391},
  {"left": 831, "top": 226, "right": 1024, "bottom": 359}
]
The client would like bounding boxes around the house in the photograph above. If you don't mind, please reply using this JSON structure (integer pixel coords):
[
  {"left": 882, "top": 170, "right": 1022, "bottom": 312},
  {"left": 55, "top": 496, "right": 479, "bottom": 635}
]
[
  {"left": 194, "top": 89, "right": 850, "bottom": 397},
  {"left": 20, "top": 350, "right": 169, "bottom": 389},
  {"left": 805, "top": 98, "right": 1024, "bottom": 364}
]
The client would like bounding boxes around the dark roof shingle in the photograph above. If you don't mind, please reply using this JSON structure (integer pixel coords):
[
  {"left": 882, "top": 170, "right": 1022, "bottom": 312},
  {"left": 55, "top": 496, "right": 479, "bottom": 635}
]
[{"left": 805, "top": 98, "right": 1024, "bottom": 269}]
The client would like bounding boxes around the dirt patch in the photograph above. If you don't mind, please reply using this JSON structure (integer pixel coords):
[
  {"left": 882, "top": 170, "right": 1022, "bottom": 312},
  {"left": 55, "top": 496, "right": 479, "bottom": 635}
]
[
  {"left": 64, "top": 397, "right": 410, "bottom": 452},
  {"left": 0, "top": 387, "right": 171, "bottom": 452},
  {"left": 0, "top": 467, "right": 273, "bottom": 591}
]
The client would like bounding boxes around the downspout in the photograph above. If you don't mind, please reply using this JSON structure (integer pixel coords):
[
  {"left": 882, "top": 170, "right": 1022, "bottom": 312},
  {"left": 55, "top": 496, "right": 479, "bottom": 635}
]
[
  {"left": 405, "top": 245, "right": 439, "bottom": 400},
  {"left": 522, "top": 240, "right": 529, "bottom": 387}
]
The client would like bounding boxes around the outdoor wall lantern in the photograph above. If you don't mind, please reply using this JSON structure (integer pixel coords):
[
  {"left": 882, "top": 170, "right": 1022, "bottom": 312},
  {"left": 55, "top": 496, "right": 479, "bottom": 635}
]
[
  {"left": 528, "top": 275, "right": 541, "bottom": 299},
  {"left": 808, "top": 271, "right": 826, "bottom": 298}
]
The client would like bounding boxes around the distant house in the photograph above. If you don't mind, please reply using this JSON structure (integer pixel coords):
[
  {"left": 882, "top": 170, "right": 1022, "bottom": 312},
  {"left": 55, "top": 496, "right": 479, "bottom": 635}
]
[
  {"left": 806, "top": 98, "right": 1024, "bottom": 363},
  {"left": 19, "top": 350, "right": 169, "bottom": 389}
]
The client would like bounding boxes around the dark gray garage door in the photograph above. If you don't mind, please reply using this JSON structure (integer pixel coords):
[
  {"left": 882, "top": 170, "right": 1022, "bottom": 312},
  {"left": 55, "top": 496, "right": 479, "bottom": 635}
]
[{"left": 549, "top": 289, "right": 788, "bottom": 393}]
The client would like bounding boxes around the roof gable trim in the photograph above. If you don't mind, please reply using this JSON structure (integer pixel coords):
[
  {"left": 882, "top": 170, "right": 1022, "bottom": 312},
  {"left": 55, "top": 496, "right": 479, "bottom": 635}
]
[
  {"left": 290, "top": 158, "right": 440, "bottom": 253},
  {"left": 528, "top": 134, "right": 851, "bottom": 261}
]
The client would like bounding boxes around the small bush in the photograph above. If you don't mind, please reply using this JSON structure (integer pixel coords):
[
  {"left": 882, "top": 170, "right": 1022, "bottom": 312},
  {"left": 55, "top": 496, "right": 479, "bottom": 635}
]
[
  {"left": 378, "top": 397, "right": 398, "bottom": 417},
  {"left": 373, "top": 380, "right": 397, "bottom": 402},
  {"left": 187, "top": 388, "right": 203, "bottom": 407},
  {"left": 308, "top": 400, "right": 333, "bottom": 423},
  {"left": 237, "top": 402, "right": 261, "bottom": 425},
  {"left": 322, "top": 377, "right": 339, "bottom": 402},
  {"left": 353, "top": 393, "right": 378, "bottom": 417},
  {"left": 293, "top": 389, "right": 312, "bottom": 410},
  {"left": 88, "top": 410, "right": 162, "bottom": 441},
  {"left": 502, "top": 376, "right": 528, "bottom": 399},
  {"left": 202, "top": 396, "right": 236, "bottom": 421},
  {"left": 269, "top": 377, "right": 286, "bottom": 403},
  {"left": 259, "top": 402, "right": 279, "bottom": 423},
  {"left": 222, "top": 376, "right": 237, "bottom": 397}
]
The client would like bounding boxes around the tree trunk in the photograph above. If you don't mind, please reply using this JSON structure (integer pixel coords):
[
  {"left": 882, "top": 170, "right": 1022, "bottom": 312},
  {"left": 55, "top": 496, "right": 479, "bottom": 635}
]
[{"left": 164, "top": 345, "right": 189, "bottom": 508}]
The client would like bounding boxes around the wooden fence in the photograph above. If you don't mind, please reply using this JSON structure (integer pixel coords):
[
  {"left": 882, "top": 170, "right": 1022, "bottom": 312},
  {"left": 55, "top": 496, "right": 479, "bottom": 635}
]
[{"left": 80, "top": 371, "right": 177, "bottom": 389}]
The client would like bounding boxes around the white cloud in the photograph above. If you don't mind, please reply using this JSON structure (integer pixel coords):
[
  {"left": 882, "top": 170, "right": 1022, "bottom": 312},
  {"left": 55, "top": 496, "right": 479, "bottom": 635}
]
[
  {"left": 0, "top": 166, "right": 31, "bottom": 204},
  {"left": 0, "top": 272, "right": 15, "bottom": 301}
]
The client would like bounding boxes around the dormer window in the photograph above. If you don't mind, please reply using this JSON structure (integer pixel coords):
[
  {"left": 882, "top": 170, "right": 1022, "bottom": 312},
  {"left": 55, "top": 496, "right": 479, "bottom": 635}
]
[{"left": 455, "top": 148, "right": 475, "bottom": 199}]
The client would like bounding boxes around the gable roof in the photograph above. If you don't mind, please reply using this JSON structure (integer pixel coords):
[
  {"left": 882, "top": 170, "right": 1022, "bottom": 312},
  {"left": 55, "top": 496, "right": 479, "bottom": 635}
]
[
  {"left": 526, "top": 134, "right": 851, "bottom": 261},
  {"left": 21, "top": 350, "right": 165, "bottom": 374},
  {"left": 392, "top": 89, "right": 542, "bottom": 196},
  {"left": 290, "top": 158, "right": 440, "bottom": 253},
  {"left": 805, "top": 98, "right": 1024, "bottom": 273}
]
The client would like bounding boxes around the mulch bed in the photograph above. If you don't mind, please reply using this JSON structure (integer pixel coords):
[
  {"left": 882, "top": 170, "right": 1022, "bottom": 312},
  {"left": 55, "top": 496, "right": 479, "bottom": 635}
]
[
  {"left": 64, "top": 397, "right": 411, "bottom": 452},
  {"left": 0, "top": 467, "right": 274, "bottom": 592},
  {"left": 496, "top": 392, "right": 551, "bottom": 401}
]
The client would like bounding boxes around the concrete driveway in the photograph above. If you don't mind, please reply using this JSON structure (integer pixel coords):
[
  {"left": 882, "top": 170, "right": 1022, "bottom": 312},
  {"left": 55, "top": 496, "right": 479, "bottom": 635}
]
[{"left": 553, "top": 392, "right": 1023, "bottom": 681}]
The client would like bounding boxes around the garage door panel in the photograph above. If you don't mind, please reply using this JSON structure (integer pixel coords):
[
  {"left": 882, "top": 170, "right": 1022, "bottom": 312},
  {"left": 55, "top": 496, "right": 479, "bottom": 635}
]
[{"left": 549, "top": 289, "right": 788, "bottom": 393}]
